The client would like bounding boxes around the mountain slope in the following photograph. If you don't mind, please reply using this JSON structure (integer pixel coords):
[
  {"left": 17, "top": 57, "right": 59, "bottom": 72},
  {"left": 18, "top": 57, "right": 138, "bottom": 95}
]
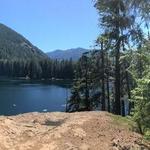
[
  {"left": 0, "top": 111, "right": 149, "bottom": 150},
  {"left": 0, "top": 23, "right": 48, "bottom": 60},
  {"left": 46, "top": 48, "right": 89, "bottom": 61}
]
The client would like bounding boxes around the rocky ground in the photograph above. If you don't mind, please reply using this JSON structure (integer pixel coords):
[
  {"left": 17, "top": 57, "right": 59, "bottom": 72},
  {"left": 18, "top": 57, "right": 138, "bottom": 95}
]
[{"left": 0, "top": 111, "right": 149, "bottom": 150}]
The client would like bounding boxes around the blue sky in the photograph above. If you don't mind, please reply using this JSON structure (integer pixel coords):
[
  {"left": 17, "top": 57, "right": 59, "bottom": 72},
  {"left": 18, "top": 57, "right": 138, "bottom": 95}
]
[{"left": 0, "top": 0, "right": 99, "bottom": 52}]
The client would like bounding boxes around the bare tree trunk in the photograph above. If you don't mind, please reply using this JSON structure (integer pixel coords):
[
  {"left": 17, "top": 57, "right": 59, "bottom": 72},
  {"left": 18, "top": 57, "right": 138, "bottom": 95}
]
[
  {"left": 85, "top": 57, "right": 90, "bottom": 111},
  {"left": 106, "top": 52, "right": 110, "bottom": 112},
  {"left": 101, "top": 42, "right": 106, "bottom": 111},
  {"left": 114, "top": 6, "right": 121, "bottom": 115},
  {"left": 125, "top": 70, "right": 132, "bottom": 114},
  {"left": 114, "top": 37, "right": 121, "bottom": 115},
  {"left": 121, "top": 100, "right": 125, "bottom": 116},
  {"left": 107, "top": 75, "right": 110, "bottom": 112}
]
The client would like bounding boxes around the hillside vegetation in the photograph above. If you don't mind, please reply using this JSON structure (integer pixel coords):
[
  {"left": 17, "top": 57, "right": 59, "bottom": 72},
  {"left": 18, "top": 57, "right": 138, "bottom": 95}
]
[
  {"left": 0, "top": 23, "right": 75, "bottom": 79},
  {"left": 0, "top": 23, "right": 47, "bottom": 60}
]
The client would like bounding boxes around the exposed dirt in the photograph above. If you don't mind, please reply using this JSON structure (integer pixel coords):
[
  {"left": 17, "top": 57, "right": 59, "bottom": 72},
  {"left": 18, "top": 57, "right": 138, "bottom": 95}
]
[{"left": 0, "top": 111, "right": 149, "bottom": 150}]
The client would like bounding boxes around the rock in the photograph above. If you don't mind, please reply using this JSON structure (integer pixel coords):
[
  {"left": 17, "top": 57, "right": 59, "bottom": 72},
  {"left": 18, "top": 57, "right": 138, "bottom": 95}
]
[{"left": 112, "top": 139, "right": 120, "bottom": 147}]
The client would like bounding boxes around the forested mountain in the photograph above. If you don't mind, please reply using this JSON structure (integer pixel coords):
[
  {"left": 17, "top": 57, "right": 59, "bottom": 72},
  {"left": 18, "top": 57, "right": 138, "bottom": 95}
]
[
  {"left": 0, "top": 23, "right": 48, "bottom": 60},
  {"left": 46, "top": 48, "right": 89, "bottom": 61},
  {"left": 0, "top": 23, "right": 75, "bottom": 79}
]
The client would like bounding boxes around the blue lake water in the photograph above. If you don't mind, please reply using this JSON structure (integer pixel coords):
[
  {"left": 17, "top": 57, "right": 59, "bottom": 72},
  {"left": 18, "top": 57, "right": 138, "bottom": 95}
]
[{"left": 0, "top": 78, "right": 71, "bottom": 116}]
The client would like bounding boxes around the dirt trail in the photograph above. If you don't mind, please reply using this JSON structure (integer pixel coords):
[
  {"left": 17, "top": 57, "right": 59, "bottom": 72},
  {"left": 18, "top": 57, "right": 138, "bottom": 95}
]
[{"left": 0, "top": 111, "right": 149, "bottom": 150}]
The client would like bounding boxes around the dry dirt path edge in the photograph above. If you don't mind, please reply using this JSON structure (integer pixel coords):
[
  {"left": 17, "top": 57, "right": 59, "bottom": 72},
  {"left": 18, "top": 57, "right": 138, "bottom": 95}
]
[{"left": 0, "top": 111, "right": 149, "bottom": 150}]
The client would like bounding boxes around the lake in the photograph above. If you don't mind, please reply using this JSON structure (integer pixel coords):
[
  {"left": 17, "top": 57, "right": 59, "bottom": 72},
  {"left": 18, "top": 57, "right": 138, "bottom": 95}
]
[{"left": 0, "top": 78, "right": 72, "bottom": 116}]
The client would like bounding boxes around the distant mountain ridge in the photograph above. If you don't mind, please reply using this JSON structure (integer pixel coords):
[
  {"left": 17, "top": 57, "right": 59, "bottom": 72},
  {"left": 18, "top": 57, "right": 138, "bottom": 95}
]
[
  {"left": 46, "top": 48, "right": 89, "bottom": 61},
  {"left": 0, "top": 23, "right": 48, "bottom": 60}
]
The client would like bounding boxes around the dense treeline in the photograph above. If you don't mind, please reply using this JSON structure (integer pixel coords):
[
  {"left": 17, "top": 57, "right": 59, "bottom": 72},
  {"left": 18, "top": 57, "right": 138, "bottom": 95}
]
[
  {"left": 67, "top": 48, "right": 132, "bottom": 115},
  {"left": 0, "top": 59, "right": 75, "bottom": 79},
  {"left": 67, "top": 0, "right": 150, "bottom": 136},
  {"left": 0, "top": 24, "right": 75, "bottom": 79}
]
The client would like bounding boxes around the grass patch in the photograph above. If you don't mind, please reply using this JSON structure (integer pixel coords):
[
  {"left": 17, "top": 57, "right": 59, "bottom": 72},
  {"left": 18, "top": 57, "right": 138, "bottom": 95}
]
[
  {"left": 144, "top": 131, "right": 150, "bottom": 141},
  {"left": 107, "top": 113, "right": 150, "bottom": 143},
  {"left": 108, "top": 113, "right": 137, "bottom": 131}
]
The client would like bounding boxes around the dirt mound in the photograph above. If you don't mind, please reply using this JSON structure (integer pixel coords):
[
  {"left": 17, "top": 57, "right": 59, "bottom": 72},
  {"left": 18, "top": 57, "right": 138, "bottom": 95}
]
[{"left": 0, "top": 112, "right": 149, "bottom": 150}]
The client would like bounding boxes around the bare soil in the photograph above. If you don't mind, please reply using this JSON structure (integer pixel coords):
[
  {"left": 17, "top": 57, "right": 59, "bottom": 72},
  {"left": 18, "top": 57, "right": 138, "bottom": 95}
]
[{"left": 0, "top": 111, "right": 149, "bottom": 150}]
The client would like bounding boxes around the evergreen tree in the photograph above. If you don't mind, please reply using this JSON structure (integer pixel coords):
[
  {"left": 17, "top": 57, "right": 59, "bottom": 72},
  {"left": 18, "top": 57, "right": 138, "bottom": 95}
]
[{"left": 94, "top": 0, "right": 137, "bottom": 115}]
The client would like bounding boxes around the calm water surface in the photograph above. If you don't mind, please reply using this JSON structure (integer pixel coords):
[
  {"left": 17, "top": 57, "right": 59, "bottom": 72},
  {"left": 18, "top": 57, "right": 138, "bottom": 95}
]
[{"left": 0, "top": 78, "right": 71, "bottom": 116}]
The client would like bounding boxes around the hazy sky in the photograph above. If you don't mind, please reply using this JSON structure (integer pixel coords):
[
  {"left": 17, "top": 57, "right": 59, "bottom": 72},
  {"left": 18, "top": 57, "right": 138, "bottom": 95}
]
[{"left": 0, "top": 0, "right": 99, "bottom": 52}]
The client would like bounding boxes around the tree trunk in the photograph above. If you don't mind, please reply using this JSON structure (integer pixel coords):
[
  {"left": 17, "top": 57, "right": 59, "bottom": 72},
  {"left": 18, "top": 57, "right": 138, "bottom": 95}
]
[
  {"left": 101, "top": 42, "right": 106, "bottom": 111},
  {"left": 125, "top": 71, "right": 132, "bottom": 114},
  {"left": 114, "top": 40, "right": 121, "bottom": 115},
  {"left": 107, "top": 76, "right": 110, "bottom": 112},
  {"left": 121, "top": 100, "right": 125, "bottom": 116},
  {"left": 85, "top": 57, "right": 90, "bottom": 111},
  {"left": 106, "top": 52, "right": 110, "bottom": 112},
  {"left": 114, "top": 5, "right": 121, "bottom": 115}
]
